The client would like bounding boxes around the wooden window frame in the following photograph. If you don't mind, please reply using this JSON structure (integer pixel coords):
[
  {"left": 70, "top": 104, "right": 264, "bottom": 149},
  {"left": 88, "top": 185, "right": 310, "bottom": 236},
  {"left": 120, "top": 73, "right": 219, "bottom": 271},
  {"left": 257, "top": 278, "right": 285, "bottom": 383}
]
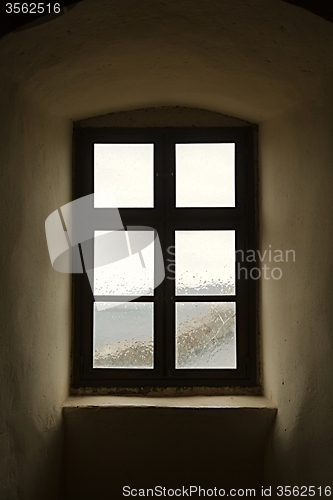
[{"left": 72, "top": 127, "right": 257, "bottom": 388}]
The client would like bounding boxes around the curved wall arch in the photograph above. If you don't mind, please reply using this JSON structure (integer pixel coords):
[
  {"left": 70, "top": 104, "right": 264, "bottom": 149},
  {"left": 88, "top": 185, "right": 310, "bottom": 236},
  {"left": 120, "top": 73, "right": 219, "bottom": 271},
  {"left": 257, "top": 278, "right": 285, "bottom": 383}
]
[
  {"left": 0, "top": 0, "right": 332, "bottom": 121},
  {"left": 0, "top": 1, "right": 333, "bottom": 497}
]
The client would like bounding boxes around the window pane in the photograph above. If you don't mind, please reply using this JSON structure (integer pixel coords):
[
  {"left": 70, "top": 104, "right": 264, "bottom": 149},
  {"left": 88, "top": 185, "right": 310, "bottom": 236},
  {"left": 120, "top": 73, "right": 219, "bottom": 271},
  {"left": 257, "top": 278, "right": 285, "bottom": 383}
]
[
  {"left": 93, "top": 302, "right": 154, "bottom": 369},
  {"left": 94, "top": 144, "right": 154, "bottom": 207},
  {"left": 93, "top": 230, "right": 154, "bottom": 296},
  {"left": 176, "top": 143, "right": 235, "bottom": 207},
  {"left": 175, "top": 230, "right": 235, "bottom": 295},
  {"left": 176, "top": 302, "right": 236, "bottom": 369}
]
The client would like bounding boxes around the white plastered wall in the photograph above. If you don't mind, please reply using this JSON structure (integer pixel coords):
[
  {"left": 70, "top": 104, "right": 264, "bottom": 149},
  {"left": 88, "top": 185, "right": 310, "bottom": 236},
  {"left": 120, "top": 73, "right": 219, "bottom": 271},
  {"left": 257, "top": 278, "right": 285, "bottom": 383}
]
[
  {"left": 0, "top": 0, "right": 333, "bottom": 497},
  {"left": 0, "top": 75, "right": 72, "bottom": 500},
  {"left": 260, "top": 94, "right": 333, "bottom": 488}
]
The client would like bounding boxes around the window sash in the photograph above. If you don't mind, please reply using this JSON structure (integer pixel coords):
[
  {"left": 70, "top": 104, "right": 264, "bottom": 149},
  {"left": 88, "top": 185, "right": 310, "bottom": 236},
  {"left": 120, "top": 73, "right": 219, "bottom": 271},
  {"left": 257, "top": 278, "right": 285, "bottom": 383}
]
[{"left": 73, "top": 127, "right": 257, "bottom": 387}]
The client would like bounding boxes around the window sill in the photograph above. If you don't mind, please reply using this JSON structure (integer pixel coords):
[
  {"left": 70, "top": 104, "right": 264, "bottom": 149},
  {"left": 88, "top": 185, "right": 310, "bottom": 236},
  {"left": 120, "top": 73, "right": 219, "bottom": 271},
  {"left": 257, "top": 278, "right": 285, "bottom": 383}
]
[{"left": 63, "top": 395, "right": 277, "bottom": 410}]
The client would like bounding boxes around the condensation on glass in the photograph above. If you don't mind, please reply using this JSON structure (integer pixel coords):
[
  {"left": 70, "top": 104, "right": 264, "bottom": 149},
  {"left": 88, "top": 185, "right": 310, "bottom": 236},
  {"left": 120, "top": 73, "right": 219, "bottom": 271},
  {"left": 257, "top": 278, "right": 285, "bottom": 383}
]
[
  {"left": 175, "top": 143, "right": 235, "bottom": 207},
  {"left": 93, "top": 302, "right": 154, "bottom": 369},
  {"left": 93, "top": 230, "right": 154, "bottom": 296},
  {"left": 175, "top": 230, "right": 236, "bottom": 295},
  {"left": 175, "top": 302, "right": 236, "bottom": 369},
  {"left": 94, "top": 144, "right": 154, "bottom": 208}
]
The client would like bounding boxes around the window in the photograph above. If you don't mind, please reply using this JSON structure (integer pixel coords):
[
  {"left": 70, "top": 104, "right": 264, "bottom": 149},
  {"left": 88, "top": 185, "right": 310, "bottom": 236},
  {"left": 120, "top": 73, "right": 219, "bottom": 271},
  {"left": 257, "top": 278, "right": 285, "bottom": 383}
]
[{"left": 73, "top": 127, "right": 256, "bottom": 388}]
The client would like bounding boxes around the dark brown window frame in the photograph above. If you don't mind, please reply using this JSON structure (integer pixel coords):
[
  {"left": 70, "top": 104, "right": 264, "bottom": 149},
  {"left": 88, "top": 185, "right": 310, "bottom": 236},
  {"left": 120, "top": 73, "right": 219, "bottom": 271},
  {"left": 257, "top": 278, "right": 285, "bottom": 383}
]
[{"left": 72, "top": 127, "right": 257, "bottom": 388}]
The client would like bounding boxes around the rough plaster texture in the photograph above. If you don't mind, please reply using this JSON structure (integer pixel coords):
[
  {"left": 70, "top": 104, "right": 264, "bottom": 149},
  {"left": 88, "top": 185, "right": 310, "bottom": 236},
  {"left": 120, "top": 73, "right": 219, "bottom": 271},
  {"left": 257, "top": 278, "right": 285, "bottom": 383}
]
[
  {"left": 1, "top": 0, "right": 333, "bottom": 497},
  {"left": 260, "top": 97, "right": 333, "bottom": 489},
  {"left": 0, "top": 75, "right": 72, "bottom": 499}
]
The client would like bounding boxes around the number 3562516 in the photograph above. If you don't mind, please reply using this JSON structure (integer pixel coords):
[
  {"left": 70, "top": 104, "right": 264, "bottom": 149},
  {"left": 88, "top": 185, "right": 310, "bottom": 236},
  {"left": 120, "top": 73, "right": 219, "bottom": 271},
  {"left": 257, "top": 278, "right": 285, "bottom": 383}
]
[
  {"left": 277, "top": 486, "right": 331, "bottom": 497},
  {"left": 6, "top": 3, "right": 61, "bottom": 14}
]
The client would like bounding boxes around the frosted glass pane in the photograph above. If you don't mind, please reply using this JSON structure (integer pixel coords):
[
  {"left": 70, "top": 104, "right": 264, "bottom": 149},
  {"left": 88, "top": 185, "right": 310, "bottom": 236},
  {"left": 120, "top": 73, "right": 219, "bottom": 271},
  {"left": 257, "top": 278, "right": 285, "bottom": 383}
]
[
  {"left": 175, "top": 231, "right": 235, "bottom": 295},
  {"left": 176, "top": 143, "right": 235, "bottom": 207},
  {"left": 94, "top": 230, "right": 154, "bottom": 296},
  {"left": 93, "top": 302, "right": 154, "bottom": 368},
  {"left": 94, "top": 144, "right": 154, "bottom": 207},
  {"left": 176, "top": 302, "right": 236, "bottom": 369}
]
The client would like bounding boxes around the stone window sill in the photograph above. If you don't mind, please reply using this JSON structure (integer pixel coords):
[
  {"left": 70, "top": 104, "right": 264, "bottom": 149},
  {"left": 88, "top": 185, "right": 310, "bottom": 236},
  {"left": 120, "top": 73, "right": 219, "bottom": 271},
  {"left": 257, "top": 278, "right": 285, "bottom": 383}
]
[{"left": 63, "top": 395, "right": 277, "bottom": 410}]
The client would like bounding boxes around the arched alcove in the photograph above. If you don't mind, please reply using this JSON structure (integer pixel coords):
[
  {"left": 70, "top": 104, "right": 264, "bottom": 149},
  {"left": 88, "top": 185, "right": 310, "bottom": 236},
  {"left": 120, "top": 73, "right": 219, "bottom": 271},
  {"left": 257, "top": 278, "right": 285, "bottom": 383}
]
[{"left": 1, "top": 1, "right": 333, "bottom": 498}]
